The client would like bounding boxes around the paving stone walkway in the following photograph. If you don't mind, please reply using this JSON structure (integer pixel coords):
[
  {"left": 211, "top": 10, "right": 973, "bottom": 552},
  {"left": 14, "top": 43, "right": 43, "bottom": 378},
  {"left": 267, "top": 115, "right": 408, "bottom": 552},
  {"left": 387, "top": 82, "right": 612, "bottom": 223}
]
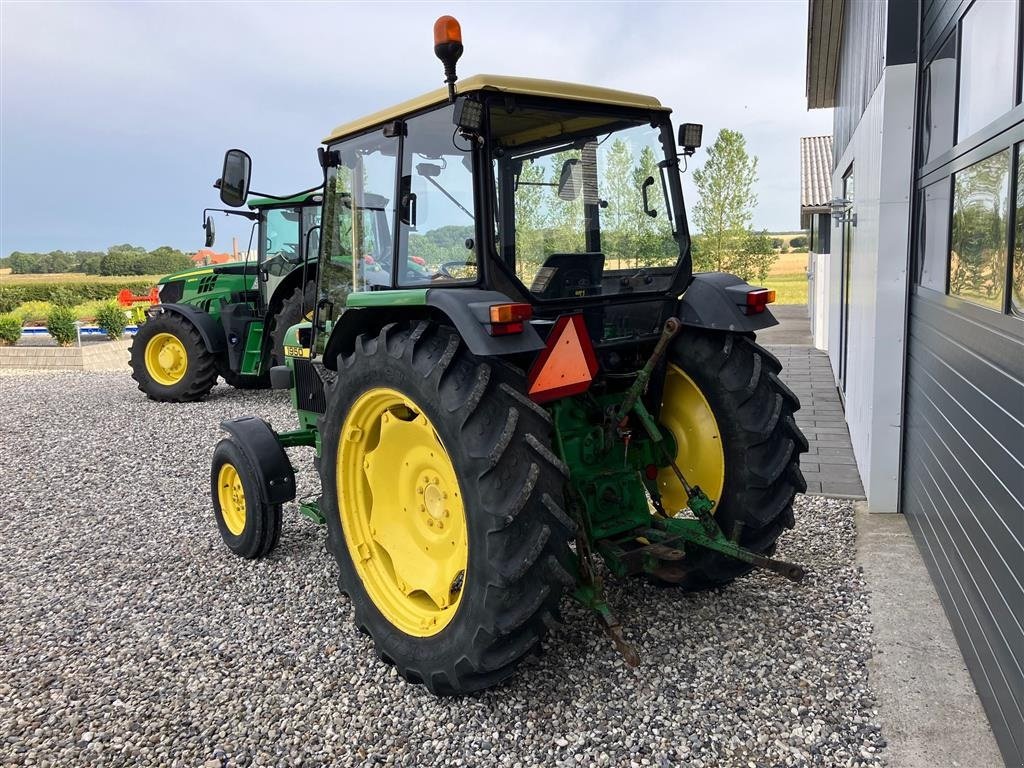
[{"left": 759, "top": 306, "right": 866, "bottom": 499}]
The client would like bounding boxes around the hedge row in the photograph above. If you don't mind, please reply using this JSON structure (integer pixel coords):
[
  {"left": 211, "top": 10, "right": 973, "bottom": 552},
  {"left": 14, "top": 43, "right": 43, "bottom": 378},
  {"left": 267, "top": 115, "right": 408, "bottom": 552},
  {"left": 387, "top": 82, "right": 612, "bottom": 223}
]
[{"left": 0, "top": 280, "right": 156, "bottom": 314}]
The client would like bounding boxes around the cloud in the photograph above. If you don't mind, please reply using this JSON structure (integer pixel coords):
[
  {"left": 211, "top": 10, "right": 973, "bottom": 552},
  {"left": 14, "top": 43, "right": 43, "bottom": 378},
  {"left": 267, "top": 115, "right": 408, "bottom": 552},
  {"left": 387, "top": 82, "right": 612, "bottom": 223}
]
[{"left": 0, "top": 0, "right": 831, "bottom": 253}]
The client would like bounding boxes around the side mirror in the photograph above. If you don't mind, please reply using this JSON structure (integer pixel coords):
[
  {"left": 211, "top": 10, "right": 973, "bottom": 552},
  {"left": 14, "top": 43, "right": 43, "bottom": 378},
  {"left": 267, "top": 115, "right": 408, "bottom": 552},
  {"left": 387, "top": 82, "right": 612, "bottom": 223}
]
[
  {"left": 204, "top": 215, "right": 216, "bottom": 248},
  {"left": 557, "top": 159, "right": 582, "bottom": 201},
  {"left": 678, "top": 123, "right": 703, "bottom": 156},
  {"left": 218, "top": 149, "right": 252, "bottom": 207}
]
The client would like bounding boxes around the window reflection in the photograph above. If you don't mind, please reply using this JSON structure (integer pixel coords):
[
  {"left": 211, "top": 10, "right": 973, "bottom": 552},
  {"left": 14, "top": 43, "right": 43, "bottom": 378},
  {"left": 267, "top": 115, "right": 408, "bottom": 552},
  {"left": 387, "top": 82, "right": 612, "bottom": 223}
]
[
  {"left": 950, "top": 150, "right": 1010, "bottom": 310},
  {"left": 923, "top": 35, "right": 956, "bottom": 163},
  {"left": 1013, "top": 147, "right": 1023, "bottom": 313},
  {"left": 957, "top": 0, "right": 1016, "bottom": 141},
  {"left": 920, "top": 179, "right": 951, "bottom": 292}
]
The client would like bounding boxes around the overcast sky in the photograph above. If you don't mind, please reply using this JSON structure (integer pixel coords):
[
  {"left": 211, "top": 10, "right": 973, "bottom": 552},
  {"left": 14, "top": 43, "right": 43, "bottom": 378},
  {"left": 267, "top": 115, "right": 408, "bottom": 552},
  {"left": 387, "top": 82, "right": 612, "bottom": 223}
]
[{"left": 0, "top": 0, "right": 832, "bottom": 255}]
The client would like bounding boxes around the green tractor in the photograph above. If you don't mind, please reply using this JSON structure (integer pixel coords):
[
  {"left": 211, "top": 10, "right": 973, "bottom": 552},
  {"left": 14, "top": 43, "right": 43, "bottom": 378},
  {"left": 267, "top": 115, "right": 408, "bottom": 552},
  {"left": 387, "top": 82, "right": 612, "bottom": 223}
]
[
  {"left": 129, "top": 190, "right": 324, "bottom": 401},
  {"left": 209, "top": 17, "right": 807, "bottom": 694}
]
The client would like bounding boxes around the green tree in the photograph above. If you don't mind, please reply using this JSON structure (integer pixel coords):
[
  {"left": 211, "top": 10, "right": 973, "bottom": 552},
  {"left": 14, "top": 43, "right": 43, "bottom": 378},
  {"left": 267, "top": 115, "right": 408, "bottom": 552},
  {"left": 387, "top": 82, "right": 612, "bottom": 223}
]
[{"left": 691, "top": 129, "right": 760, "bottom": 273}]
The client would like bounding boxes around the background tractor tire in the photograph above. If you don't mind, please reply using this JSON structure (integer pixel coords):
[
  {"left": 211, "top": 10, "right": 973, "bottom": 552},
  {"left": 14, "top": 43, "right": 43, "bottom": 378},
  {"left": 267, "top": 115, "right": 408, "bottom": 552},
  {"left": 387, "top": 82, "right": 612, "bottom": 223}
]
[
  {"left": 319, "top": 321, "right": 575, "bottom": 695},
  {"left": 130, "top": 312, "right": 218, "bottom": 402},
  {"left": 268, "top": 282, "right": 316, "bottom": 367},
  {"left": 210, "top": 438, "right": 282, "bottom": 559},
  {"left": 656, "top": 327, "right": 808, "bottom": 590},
  {"left": 218, "top": 365, "right": 271, "bottom": 390}
]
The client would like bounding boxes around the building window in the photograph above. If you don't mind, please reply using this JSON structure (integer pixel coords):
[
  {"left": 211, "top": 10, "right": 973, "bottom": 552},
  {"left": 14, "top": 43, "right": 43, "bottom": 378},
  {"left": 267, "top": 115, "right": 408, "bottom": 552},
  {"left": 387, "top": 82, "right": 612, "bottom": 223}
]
[
  {"left": 919, "top": 179, "right": 951, "bottom": 292},
  {"left": 957, "top": 0, "right": 1017, "bottom": 142},
  {"left": 923, "top": 34, "right": 957, "bottom": 163},
  {"left": 1013, "top": 146, "right": 1023, "bottom": 314},
  {"left": 950, "top": 149, "right": 1011, "bottom": 310}
]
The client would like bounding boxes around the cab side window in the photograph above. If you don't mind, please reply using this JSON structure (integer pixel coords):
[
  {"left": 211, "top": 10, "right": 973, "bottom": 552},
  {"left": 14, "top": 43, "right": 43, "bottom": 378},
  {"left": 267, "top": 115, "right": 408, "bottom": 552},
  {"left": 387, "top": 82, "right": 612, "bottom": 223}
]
[{"left": 397, "top": 105, "right": 478, "bottom": 285}]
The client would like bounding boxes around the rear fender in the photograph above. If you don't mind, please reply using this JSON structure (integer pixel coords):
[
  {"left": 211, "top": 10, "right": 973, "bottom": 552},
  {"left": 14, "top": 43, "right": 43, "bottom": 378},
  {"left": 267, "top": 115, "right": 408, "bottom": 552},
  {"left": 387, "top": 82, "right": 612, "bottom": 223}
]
[
  {"left": 320, "top": 289, "right": 544, "bottom": 369},
  {"left": 677, "top": 273, "right": 779, "bottom": 332}
]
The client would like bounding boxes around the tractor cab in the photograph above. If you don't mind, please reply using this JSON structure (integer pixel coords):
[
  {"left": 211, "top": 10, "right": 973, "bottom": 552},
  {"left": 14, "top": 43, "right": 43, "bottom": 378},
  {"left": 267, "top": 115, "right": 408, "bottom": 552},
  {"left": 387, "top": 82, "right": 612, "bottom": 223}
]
[
  {"left": 306, "top": 74, "right": 700, "bottom": 363},
  {"left": 246, "top": 191, "right": 323, "bottom": 314}
]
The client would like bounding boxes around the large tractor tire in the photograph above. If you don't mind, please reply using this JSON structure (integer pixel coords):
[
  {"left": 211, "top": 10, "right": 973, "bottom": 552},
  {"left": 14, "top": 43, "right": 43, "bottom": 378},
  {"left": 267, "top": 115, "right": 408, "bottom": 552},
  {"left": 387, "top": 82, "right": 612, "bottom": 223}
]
[
  {"left": 210, "top": 438, "right": 282, "bottom": 559},
  {"left": 130, "top": 312, "right": 218, "bottom": 402},
  {"left": 655, "top": 327, "right": 808, "bottom": 590},
  {"left": 319, "top": 321, "right": 575, "bottom": 694},
  {"left": 268, "top": 282, "right": 316, "bottom": 367}
]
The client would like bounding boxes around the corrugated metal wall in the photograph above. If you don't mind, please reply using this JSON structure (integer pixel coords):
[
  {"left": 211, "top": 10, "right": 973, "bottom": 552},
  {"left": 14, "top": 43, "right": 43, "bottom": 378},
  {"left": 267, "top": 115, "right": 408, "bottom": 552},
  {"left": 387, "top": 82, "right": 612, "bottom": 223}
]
[
  {"left": 903, "top": 0, "right": 1024, "bottom": 763},
  {"left": 833, "top": 0, "right": 886, "bottom": 164},
  {"left": 902, "top": 294, "right": 1024, "bottom": 765}
]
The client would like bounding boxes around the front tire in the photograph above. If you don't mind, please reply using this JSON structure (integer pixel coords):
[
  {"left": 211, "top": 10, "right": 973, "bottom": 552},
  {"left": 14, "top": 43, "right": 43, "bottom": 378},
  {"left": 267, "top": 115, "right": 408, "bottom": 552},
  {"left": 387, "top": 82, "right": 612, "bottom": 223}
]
[
  {"left": 210, "top": 439, "right": 282, "bottom": 559},
  {"left": 320, "top": 321, "right": 575, "bottom": 694},
  {"left": 655, "top": 327, "right": 808, "bottom": 590},
  {"left": 129, "top": 312, "right": 218, "bottom": 402}
]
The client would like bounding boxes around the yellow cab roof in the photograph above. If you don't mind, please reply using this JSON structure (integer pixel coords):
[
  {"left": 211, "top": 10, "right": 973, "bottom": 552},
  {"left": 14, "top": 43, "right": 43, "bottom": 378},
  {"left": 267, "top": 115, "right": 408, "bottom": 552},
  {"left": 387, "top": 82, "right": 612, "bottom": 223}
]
[{"left": 323, "top": 74, "right": 667, "bottom": 144}]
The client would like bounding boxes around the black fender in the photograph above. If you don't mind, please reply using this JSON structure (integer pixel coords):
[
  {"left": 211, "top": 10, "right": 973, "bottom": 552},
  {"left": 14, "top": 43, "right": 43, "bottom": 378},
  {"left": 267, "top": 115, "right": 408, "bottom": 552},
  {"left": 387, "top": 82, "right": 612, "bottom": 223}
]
[
  {"left": 152, "top": 303, "right": 227, "bottom": 353},
  {"left": 677, "top": 273, "right": 779, "bottom": 332},
  {"left": 321, "top": 289, "right": 544, "bottom": 369},
  {"left": 219, "top": 416, "right": 296, "bottom": 504}
]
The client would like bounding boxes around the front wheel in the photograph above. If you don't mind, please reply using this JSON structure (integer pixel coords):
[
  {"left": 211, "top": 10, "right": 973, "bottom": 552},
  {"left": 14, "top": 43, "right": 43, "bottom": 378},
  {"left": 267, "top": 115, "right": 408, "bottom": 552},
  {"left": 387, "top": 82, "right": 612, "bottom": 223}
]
[
  {"left": 654, "top": 327, "right": 808, "bottom": 590},
  {"left": 319, "top": 321, "right": 575, "bottom": 694},
  {"left": 210, "top": 439, "right": 282, "bottom": 559},
  {"left": 129, "top": 312, "right": 218, "bottom": 402}
]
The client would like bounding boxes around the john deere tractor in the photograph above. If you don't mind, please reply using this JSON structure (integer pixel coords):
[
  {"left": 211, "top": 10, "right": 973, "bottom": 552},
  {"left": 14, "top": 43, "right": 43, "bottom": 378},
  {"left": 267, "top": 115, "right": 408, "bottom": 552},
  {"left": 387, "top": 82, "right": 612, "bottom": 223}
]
[
  {"left": 129, "top": 190, "right": 323, "bottom": 400},
  {"left": 209, "top": 17, "right": 807, "bottom": 694}
]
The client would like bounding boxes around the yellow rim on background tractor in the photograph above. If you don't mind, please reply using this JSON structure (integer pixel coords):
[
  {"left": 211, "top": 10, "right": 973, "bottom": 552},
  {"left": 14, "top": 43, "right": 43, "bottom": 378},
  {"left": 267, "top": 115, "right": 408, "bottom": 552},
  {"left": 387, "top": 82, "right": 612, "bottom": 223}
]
[
  {"left": 144, "top": 332, "right": 189, "bottom": 386},
  {"left": 217, "top": 463, "right": 247, "bottom": 536},
  {"left": 338, "top": 388, "right": 468, "bottom": 637},
  {"left": 657, "top": 364, "right": 726, "bottom": 514}
]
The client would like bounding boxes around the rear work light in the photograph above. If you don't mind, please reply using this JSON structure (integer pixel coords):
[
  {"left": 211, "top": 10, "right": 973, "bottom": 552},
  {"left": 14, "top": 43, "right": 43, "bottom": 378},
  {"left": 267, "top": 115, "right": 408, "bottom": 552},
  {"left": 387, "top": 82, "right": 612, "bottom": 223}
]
[
  {"left": 487, "top": 303, "right": 531, "bottom": 336},
  {"left": 745, "top": 288, "right": 776, "bottom": 314}
]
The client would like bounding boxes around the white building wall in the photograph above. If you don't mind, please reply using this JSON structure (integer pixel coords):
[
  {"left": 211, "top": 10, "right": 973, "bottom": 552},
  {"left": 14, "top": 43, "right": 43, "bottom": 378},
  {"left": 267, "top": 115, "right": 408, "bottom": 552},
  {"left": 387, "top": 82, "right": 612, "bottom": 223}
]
[{"left": 820, "top": 63, "right": 915, "bottom": 512}]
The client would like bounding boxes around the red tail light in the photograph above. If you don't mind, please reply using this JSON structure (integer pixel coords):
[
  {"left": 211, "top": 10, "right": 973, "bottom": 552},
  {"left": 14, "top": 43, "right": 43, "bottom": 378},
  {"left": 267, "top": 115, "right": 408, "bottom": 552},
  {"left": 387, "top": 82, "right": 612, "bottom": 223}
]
[
  {"left": 745, "top": 289, "right": 776, "bottom": 314},
  {"left": 487, "top": 303, "right": 531, "bottom": 336}
]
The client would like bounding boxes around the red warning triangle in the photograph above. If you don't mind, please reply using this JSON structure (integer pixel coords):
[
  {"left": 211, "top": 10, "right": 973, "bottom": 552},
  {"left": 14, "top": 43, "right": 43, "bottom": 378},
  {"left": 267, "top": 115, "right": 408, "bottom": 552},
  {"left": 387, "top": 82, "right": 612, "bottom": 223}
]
[{"left": 527, "top": 314, "right": 598, "bottom": 403}]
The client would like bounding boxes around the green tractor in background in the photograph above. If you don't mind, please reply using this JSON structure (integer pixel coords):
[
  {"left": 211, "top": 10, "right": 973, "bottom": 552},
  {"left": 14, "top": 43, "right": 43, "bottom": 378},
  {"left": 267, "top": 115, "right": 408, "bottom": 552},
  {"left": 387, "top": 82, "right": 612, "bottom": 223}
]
[
  {"left": 129, "top": 189, "right": 323, "bottom": 401},
  {"left": 208, "top": 17, "right": 808, "bottom": 695}
]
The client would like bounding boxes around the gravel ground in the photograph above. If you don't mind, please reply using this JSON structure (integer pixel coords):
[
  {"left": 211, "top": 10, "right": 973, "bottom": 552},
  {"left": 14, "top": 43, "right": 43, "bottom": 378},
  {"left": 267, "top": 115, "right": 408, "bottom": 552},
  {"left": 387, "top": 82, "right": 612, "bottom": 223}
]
[{"left": 1, "top": 372, "right": 885, "bottom": 768}]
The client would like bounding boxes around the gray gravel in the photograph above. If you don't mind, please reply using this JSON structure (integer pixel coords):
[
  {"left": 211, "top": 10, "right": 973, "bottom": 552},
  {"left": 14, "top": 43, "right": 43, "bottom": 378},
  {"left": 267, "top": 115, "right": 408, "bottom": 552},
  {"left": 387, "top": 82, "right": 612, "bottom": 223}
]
[{"left": 1, "top": 371, "right": 885, "bottom": 767}]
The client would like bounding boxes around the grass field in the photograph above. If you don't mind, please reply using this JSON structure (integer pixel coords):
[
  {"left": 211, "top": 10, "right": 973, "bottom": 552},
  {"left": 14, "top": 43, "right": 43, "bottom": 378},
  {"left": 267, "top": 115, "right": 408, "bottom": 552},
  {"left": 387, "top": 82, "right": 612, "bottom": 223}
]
[
  {"left": 0, "top": 271, "right": 164, "bottom": 284},
  {"left": 762, "top": 250, "right": 809, "bottom": 305}
]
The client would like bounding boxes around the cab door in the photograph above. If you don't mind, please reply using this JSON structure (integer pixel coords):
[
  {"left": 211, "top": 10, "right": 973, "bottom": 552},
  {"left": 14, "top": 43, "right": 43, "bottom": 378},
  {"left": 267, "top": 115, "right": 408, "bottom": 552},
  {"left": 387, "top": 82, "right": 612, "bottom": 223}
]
[{"left": 259, "top": 206, "right": 302, "bottom": 309}]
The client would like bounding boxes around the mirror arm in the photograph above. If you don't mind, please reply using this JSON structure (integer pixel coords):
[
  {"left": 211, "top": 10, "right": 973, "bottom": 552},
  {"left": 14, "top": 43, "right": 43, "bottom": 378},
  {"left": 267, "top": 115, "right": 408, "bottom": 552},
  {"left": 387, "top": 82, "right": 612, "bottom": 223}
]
[
  {"left": 203, "top": 207, "right": 258, "bottom": 222},
  {"left": 246, "top": 184, "right": 322, "bottom": 202}
]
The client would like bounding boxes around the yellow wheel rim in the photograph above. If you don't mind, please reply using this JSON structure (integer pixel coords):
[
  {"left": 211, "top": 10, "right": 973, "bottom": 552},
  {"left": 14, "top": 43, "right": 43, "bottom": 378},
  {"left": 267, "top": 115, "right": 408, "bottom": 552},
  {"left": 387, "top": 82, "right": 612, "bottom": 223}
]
[
  {"left": 217, "top": 463, "right": 247, "bottom": 536},
  {"left": 144, "top": 332, "right": 188, "bottom": 386},
  {"left": 657, "top": 364, "right": 726, "bottom": 515},
  {"left": 338, "top": 388, "right": 468, "bottom": 637}
]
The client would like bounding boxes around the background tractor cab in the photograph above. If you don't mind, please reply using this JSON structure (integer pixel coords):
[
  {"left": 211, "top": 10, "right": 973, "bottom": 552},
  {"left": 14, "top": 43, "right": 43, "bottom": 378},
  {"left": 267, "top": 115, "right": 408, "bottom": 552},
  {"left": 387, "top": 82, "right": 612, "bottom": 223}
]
[{"left": 128, "top": 172, "right": 324, "bottom": 401}]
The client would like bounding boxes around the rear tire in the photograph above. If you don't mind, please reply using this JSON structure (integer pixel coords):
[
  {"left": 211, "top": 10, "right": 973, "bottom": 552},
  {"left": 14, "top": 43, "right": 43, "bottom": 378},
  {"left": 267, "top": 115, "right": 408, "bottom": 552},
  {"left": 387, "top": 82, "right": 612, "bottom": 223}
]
[
  {"left": 211, "top": 439, "right": 282, "bottom": 559},
  {"left": 129, "top": 312, "right": 218, "bottom": 402},
  {"left": 268, "top": 282, "right": 315, "bottom": 367},
  {"left": 655, "top": 327, "right": 807, "bottom": 590},
  {"left": 319, "top": 321, "right": 575, "bottom": 694}
]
